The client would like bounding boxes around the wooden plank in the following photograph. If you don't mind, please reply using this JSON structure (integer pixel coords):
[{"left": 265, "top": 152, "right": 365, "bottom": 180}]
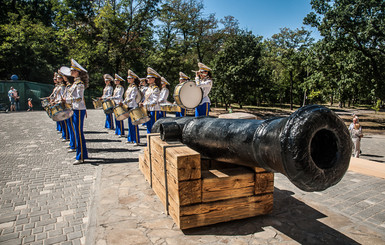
[
  {"left": 139, "top": 154, "right": 150, "bottom": 183},
  {"left": 201, "top": 168, "right": 255, "bottom": 202},
  {"left": 255, "top": 172, "right": 274, "bottom": 195},
  {"left": 167, "top": 172, "right": 202, "bottom": 206},
  {"left": 151, "top": 171, "right": 167, "bottom": 209},
  {"left": 178, "top": 194, "right": 273, "bottom": 229},
  {"left": 165, "top": 146, "right": 201, "bottom": 181},
  {"left": 210, "top": 160, "right": 240, "bottom": 169}
]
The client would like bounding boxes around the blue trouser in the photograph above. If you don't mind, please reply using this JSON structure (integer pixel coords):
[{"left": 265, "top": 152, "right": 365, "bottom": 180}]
[
  {"left": 57, "top": 121, "right": 61, "bottom": 132},
  {"left": 61, "top": 120, "right": 69, "bottom": 140},
  {"left": 105, "top": 113, "right": 114, "bottom": 129},
  {"left": 72, "top": 110, "right": 88, "bottom": 161},
  {"left": 176, "top": 108, "right": 186, "bottom": 117},
  {"left": 67, "top": 116, "right": 76, "bottom": 150},
  {"left": 160, "top": 111, "right": 166, "bottom": 118},
  {"left": 145, "top": 111, "right": 161, "bottom": 134},
  {"left": 195, "top": 102, "right": 210, "bottom": 117},
  {"left": 115, "top": 116, "right": 125, "bottom": 136},
  {"left": 127, "top": 113, "right": 140, "bottom": 143}
]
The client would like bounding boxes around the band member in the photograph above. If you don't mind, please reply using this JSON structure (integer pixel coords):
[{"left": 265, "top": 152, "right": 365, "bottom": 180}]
[
  {"left": 55, "top": 73, "right": 69, "bottom": 141},
  {"left": 195, "top": 62, "right": 213, "bottom": 116},
  {"left": 159, "top": 77, "right": 170, "bottom": 118},
  {"left": 124, "top": 69, "right": 141, "bottom": 145},
  {"left": 141, "top": 67, "right": 161, "bottom": 133},
  {"left": 139, "top": 78, "right": 148, "bottom": 97},
  {"left": 49, "top": 73, "right": 62, "bottom": 133},
  {"left": 65, "top": 59, "right": 89, "bottom": 165},
  {"left": 175, "top": 72, "right": 189, "bottom": 117},
  {"left": 59, "top": 67, "right": 77, "bottom": 153},
  {"left": 111, "top": 74, "right": 125, "bottom": 137},
  {"left": 101, "top": 74, "right": 114, "bottom": 130}
]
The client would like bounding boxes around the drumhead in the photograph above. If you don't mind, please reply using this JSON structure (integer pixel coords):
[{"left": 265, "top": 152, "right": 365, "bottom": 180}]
[{"left": 178, "top": 81, "right": 203, "bottom": 109}]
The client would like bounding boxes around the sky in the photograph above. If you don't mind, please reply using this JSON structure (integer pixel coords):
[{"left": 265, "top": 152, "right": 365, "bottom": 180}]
[{"left": 202, "top": 0, "right": 321, "bottom": 40}]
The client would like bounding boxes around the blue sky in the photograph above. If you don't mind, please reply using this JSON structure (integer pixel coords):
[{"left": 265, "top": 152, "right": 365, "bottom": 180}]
[{"left": 202, "top": 0, "right": 321, "bottom": 40}]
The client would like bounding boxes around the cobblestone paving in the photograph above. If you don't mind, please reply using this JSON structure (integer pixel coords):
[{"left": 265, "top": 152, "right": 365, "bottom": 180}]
[
  {"left": 0, "top": 111, "right": 99, "bottom": 245},
  {"left": 1, "top": 110, "right": 385, "bottom": 245}
]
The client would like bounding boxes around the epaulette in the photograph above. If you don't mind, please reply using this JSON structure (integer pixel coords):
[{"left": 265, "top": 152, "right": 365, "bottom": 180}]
[
  {"left": 74, "top": 77, "right": 83, "bottom": 84},
  {"left": 117, "top": 85, "right": 123, "bottom": 88}
]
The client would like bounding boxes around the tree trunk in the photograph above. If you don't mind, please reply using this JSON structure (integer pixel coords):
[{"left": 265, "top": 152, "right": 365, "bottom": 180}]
[{"left": 290, "top": 71, "right": 293, "bottom": 110}]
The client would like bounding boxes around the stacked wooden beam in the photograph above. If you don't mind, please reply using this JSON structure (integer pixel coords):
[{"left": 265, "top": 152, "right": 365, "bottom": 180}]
[{"left": 139, "top": 133, "right": 274, "bottom": 229}]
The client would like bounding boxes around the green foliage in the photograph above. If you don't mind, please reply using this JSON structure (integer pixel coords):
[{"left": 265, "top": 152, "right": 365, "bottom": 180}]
[
  {"left": 0, "top": 0, "right": 383, "bottom": 109},
  {"left": 213, "top": 30, "right": 263, "bottom": 108}
]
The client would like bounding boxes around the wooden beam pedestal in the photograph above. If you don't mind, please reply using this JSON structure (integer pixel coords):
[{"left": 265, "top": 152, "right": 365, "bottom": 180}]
[{"left": 139, "top": 134, "right": 274, "bottom": 229}]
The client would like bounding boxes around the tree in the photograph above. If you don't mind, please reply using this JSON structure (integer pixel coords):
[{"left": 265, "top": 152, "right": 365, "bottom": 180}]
[
  {"left": 213, "top": 30, "right": 263, "bottom": 109},
  {"left": 267, "top": 27, "right": 314, "bottom": 110},
  {"left": 304, "top": 0, "right": 385, "bottom": 101}
]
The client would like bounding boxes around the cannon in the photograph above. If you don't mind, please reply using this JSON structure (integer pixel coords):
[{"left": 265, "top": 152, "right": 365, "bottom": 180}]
[{"left": 152, "top": 105, "right": 352, "bottom": 192}]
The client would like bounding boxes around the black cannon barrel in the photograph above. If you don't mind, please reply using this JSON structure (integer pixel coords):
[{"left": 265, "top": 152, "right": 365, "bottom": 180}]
[{"left": 157, "top": 105, "right": 352, "bottom": 192}]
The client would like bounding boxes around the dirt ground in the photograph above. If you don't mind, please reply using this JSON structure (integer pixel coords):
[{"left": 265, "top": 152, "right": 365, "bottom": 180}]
[{"left": 209, "top": 105, "right": 385, "bottom": 135}]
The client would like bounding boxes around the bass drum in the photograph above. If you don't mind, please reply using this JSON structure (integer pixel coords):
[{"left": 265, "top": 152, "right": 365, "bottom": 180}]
[
  {"left": 128, "top": 107, "right": 150, "bottom": 126},
  {"left": 173, "top": 81, "right": 203, "bottom": 109},
  {"left": 113, "top": 104, "right": 130, "bottom": 121},
  {"left": 102, "top": 99, "right": 115, "bottom": 114}
]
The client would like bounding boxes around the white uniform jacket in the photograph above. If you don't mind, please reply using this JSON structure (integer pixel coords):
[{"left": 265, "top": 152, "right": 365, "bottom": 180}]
[
  {"left": 158, "top": 88, "right": 169, "bottom": 104},
  {"left": 111, "top": 85, "right": 124, "bottom": 104},
  {"left": 102, "top": 85, "right": 113, "bottom": 99},
  {"left": 65, "top": 78, "right": 86, "bottom": 110},
  {"left": 143, "top": 84, "right": 160, "bottom": 111},
  {"left": 124, "top": 84, "right": 139, "bottom": 108},
  {"left": 49, "top": 85, "right": 59, "bottom": 101},
  {"left": 54, "top": 85, "right": 66, "bottom": 103},
  {"left": 195, "top": 76, "right": 212, "bottom": 105}
]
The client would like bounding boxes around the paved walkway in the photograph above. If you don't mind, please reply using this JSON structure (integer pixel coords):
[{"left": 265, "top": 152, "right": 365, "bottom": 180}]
[{"left": 0, "top": 110, "right": 385, "bottom": 244}]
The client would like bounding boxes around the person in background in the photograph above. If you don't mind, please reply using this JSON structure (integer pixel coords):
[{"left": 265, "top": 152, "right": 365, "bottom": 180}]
[
  {"left": 7, "top": 87, "right": 16, "bottom": 112},
  {"left": 141, "top": 67, "right": 161, "bottom": 133},
  {"left": 27, "top": 98, "right": 33, "bottom": 111},
  {"left": 111, "top": 74, "right": 125, "bottom": 137},
  {"left": 158, "top": 77, "right": 170, "bottom": 118},
  {"left": 194, "top": 62, "right": 213, "bottom": 116},
  {"left": 351, "top": 123, "right": 363, "bottom": 158},
  {"left": 14, "top": 89, "right": 20, "bottom": 111},
  {"left": 175, "top": 72, "right": 189, "bottom": 117},
  {"left": 65, "top": 59, "right": 89, "bottom": 165},
  {"left": 101, "top": 74, "right": 115, "bottom": 130}
]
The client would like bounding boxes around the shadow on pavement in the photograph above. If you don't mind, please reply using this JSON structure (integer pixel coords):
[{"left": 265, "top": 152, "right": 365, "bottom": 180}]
[
  {"left": 86, "top": 139, "right": 122, "bottom": 143},
  {"left": 183, "top": 188, "right": 360, "bottom": 244},
  {"left": 87, "top": 148, "right": 141, "bottom": 153},
  {"left": 84, "top": 131, "right": 108, "bottom": 134},
  {"left": 361, "top": 154, "right": 383, "bottom": 158},
  {"left": 85, "top": 157, "right": 139, "bottom": 165}
]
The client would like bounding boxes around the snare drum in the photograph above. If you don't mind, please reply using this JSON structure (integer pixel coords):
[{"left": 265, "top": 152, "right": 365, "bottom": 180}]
[
  {"left": 128, "top": 107, "right": 150, "bottom": 125},
  {"left": 40, "top": 98, "right": 50, "bottom": 109},
  {"left": 102, "top": 99, "right": 114, "bottom": 114},
  {"left": 92, "top": 99, "right": 103, "bottom": 109},
  {"left": 50, "top": 102, "right": 73, "bottom": 121},
  {"left": 160, "top": 103, "right": 181, "bottom": 112},
  {"left": 173, "top": 81, "right": 203, "bottom": 109},
  {"left": 113, "top": 104, "right": 130, "bottom": 121}
]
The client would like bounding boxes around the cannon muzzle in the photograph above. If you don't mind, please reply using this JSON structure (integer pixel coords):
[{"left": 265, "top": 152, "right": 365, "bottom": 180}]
[{"left": 153, "top": 105, "right": 352, "bottom": 192}]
